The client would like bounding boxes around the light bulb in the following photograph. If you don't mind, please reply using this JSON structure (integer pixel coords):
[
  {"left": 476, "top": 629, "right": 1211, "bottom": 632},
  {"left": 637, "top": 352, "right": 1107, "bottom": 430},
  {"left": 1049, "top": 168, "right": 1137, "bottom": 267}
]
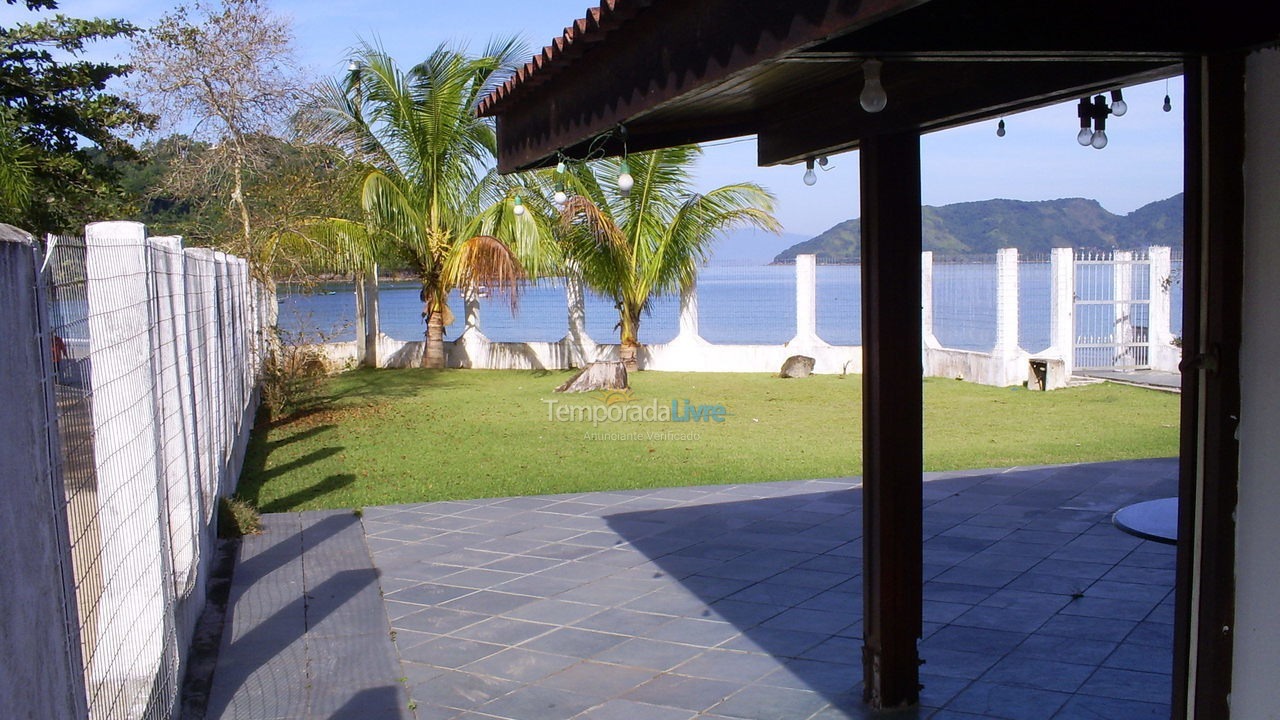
[
  {"left": 617, "top": 159, "right": 634, "bottom": 196},
  {"left": 1090, "top": 129, "right": 1108, "bottom": 149},
  {"left": 1077, "top": 127, "right": 1093, "bottom": 146},
  {"left": 1110, "top": 89, "right": 1127, "bottom": 117},
  {"left": 553, "top": 189, "right": 567, "bottom": 205},
  {"left": 1163, "top": 95, "right": 1172, "bottom": 112},
  {"left": 859, "top": 59, "right": 887, "bottom": 113},
  {"left": 996, "top": 119, "right": 1006, "bottom": 137},
  {"left": 513, "top": 195, "right": 525, "bottom": 215},
  {"left": 803, "top": 158, "right": 817, "bottom": 186},
  {"left": 556, "top": 160, "right": 566, "bottom": 174}
]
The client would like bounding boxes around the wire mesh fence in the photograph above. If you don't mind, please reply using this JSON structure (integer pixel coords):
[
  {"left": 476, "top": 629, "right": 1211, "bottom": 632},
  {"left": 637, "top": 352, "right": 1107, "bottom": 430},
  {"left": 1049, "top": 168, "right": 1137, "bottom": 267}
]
[{"left": 32, "top": 225, "right": 270, "bottom": 720}]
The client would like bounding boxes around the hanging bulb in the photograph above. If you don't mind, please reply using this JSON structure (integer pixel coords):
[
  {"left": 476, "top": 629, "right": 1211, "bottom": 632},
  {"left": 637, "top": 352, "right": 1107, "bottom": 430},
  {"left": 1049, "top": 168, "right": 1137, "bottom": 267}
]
[
  {"left": 617, "top": 159, "right": 634, "bottom": 196},
  {"left": 1077, "top": 98, "right": 1093, "bottom": 146},
  {"left": 1110, "top": 89, "right": 1127, "bottom": 117},
  {"left": 1090, "top": 129, "right": 1108, "bottom": 149},
  {"left": 803, "top": 158, "right": 817, "bottom": 186},
  {"left": 556, "top": 160, "right": 566, "bottom": 174},
  {"left": 553, "top": 189, "right": 567, "bottom": 205},
  {"left": 996, "top": 119, "right": 1006, "bottom": 137},
  {"left": 859, "top": 59, "right": 888, "bottom": 113},
  {"left": 1163, "top": 94, "right": 1173, "bottom": 112},
  {"left": 513, "top": 195, "right": 525, "bottom": 216}
]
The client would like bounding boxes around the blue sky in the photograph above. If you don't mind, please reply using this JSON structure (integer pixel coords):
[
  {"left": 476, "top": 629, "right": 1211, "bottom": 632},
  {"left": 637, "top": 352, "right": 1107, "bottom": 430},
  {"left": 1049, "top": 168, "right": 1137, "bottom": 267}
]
[{"left": 11, "top": 0, "right": 1185, "bottom": 236}]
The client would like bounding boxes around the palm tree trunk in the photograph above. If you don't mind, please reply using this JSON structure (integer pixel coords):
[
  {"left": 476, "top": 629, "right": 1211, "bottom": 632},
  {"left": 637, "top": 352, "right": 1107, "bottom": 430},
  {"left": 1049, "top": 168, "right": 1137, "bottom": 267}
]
[
  {"left": 423, "top": 311, "right": 446, "bottom": 368},
  {"left": 619, "top": 308, "right": 641, "bottom": 371},
  {"left": 421, "top": 280, "right": 446, "bottom": 369}
]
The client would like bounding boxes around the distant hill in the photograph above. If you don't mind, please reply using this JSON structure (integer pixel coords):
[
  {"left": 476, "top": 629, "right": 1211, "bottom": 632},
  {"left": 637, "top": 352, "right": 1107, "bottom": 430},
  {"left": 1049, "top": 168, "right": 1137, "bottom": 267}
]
[
  {"left": 707, "top": 228, "right": 808, "bottom": 267},
  {"left": 772, "top": 194, "right": 1183, "bottom": 264}
]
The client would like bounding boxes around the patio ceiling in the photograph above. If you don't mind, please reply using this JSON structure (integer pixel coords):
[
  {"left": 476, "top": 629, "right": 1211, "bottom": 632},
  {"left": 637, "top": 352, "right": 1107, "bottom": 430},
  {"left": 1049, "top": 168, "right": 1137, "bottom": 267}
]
[{"left": 478, "top": 0, "right": 1279, "bottom": 172}]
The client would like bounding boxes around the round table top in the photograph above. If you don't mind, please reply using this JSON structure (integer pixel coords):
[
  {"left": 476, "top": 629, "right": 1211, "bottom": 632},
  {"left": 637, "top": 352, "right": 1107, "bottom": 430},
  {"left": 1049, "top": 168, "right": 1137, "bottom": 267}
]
[{"left": 1112, "top": 497, "right": 1178, "bottom": 544}]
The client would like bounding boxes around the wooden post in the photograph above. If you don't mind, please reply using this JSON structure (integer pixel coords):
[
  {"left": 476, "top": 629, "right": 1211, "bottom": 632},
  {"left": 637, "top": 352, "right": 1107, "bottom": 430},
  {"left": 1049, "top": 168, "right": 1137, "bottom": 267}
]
[
  {"left": 859, "top": 130, "right": 923, "bottom": 710},
  {"left": 1174, "top": 54, "right": 1244, "bottom": 720}
]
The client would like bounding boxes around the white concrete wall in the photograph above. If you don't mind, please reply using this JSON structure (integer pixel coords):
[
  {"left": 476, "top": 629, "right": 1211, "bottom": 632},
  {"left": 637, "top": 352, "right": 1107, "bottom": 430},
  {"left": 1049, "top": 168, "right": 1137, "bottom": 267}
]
[
  {"left": 314, "top": 249, "right": 1174, "bottom": 386},
  {"left": 1232, "top": 47, "right": 1280, "bottom": 719}
]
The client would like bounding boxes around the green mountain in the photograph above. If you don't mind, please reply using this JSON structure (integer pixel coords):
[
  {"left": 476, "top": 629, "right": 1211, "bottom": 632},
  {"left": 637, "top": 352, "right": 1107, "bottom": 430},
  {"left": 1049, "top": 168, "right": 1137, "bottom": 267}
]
[{"left": 772, "top": 194, "right": 1183, "bottom": 264}]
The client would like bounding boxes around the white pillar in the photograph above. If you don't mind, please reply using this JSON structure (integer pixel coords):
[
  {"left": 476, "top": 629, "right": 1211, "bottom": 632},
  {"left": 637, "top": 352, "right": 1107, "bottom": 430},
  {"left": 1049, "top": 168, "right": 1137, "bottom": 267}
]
[
  {"left": 1147, "top": 246, "right": 1176, "bottom": 371},
  {"left": 676, "top": 276, "right": 700, "bottom": 339},
  {"left": 1050, "top": 247, "right": 1075, "bottom": 375},
  {"left": 84, "top": 220, "right": 169, "bottom": 715},
  {"left": 463, "top": 285, "right": 481, "bottom": 330},
  {"left": 792, "top": 253, "right": 820, "bottom": 344},
  {"left": 1113, "top": 250, "right": 1134, "bottom": 369},
  {"left": 1234, "top": 47, "right": 1280, "bottom": 718},
  {"left": 148, "top": 236, "right": 201, "bottom": 596},
  {"left": 921, "top": 251, "right": 940, "bottom": 348},
  {"left": 993, "top": 248, "right": 1019, "bottom": 357}
]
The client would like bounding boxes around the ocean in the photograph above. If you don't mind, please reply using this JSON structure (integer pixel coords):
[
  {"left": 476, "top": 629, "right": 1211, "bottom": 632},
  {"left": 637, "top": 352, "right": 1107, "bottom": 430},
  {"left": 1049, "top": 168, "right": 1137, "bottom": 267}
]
[{"left": 277, "top": 262, "right": 1183, "bottom": 354}]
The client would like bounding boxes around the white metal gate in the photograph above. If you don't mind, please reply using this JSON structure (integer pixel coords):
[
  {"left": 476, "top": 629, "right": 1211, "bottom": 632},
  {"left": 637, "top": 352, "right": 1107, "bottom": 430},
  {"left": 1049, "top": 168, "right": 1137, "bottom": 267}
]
[{"left": 1074, "top": 250, "right": 1152, "bottom": 371}]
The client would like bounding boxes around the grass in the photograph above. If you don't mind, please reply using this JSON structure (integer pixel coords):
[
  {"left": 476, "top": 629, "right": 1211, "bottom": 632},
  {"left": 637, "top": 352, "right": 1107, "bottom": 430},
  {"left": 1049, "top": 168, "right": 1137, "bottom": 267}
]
[{"left": 236, "top": 369, "right": 1180, "bottom": 512}]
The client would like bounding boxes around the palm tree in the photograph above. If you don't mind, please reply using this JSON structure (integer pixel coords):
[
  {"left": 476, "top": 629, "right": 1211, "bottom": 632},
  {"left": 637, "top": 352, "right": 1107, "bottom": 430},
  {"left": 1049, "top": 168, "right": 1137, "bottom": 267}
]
[
  {"left": 299, "top": 41, "right": 556, "bottom": 368},
  {"left": 558, "top": 145, "right": 780, "bottom": 370}
]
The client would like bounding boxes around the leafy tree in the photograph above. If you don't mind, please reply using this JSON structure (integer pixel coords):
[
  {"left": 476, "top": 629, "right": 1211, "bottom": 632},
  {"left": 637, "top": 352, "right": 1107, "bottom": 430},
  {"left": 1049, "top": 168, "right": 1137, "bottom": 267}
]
[
  {"left": 0, "top": 0, "right": 152, "bottom": 233},
  {"left": 558, "top": 146, "right": 780, "bottom": 370},
  {"left": 128, "top": 0, "right": 307, "bottom": 263},
  {"left": 299, "top": 42, "right": 558, "bottom": 368}
]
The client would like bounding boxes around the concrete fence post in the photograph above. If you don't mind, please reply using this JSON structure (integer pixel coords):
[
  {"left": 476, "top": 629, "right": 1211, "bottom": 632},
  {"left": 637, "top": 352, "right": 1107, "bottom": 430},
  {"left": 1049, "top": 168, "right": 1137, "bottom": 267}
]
[
  {"left": 83, "top": 220, "right": 169, "bottom": 716},
  {"left": 1050, "top": 247, "right": 1075, "bottom": 375},
  {"left": 0, "top": 227, "right": 88, "bottom": 720},
  {"left": 792, "top": 254, "right": 820, "bottom": 344},
  {"left": 147, "top": 236, "right": 201, "bottom": 597},
  {"left": 677, "top": 276, "right": 700, "bottom": 339},
  {"left": 1113, "top": 250, "right": 1134, "bottom": 369},
  {"left": 463, "top": 285, "right": 481, "bottom": 331},
  {"left": 921, "top": 251, "right": 940, "bottom": 348},
  {"left": 1147, "top": 246, "right": 1176, "bottom": 371},
  {"left": 994, "top": 248, "right": 1020, "bottom": 357}
]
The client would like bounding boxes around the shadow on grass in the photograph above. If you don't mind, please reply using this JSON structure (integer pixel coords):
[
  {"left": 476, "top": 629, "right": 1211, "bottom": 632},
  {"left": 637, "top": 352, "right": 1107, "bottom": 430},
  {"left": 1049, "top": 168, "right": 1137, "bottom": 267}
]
[
  {"left": 238, "top": 445, "right": 344, "bottom": 507},
  {"left": 259, "top": 474, "right": 358, "bottom": 514}
]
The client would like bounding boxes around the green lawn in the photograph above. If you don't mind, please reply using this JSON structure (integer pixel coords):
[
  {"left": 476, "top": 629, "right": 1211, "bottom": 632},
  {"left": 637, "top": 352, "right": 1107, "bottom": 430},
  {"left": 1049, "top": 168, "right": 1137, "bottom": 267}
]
[{"left": 237, "top": 369, "right": 1180, "bottom": 512}]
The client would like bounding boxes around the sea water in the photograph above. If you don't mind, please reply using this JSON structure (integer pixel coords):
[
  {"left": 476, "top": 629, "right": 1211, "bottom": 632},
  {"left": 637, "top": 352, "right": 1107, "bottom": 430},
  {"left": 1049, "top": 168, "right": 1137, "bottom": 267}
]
[{"left": 277, "top": 263, "right": 1183, "bottom": 354}]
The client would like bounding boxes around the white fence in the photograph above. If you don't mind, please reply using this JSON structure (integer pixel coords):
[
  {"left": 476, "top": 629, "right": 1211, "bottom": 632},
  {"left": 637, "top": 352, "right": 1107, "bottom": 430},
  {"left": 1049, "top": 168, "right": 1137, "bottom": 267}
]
[
  {"left": 323, "top": 248, "right": 1181, "bottom": 387},
  {"left": 0, "top": 221, "right": 271, "bottom": 720}
]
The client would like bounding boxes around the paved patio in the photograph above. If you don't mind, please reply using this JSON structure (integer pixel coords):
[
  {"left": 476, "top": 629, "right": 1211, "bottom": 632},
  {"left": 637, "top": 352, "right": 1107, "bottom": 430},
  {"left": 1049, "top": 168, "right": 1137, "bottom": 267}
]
[{"left": 205, "top": 458, "right": 1177, "bottom": 720}]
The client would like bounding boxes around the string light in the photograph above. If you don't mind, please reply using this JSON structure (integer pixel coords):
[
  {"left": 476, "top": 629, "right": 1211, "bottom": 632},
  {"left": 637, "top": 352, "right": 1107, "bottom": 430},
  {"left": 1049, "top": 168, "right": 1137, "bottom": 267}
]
[
  {"left": 1163, "top": 80, "right": 1173, "bottom": 112},
  {"left": 513, "top": 195, "right": 525, "bottom": 216},
  {"left": 617, "top": 158, "right": 634, "bottom": 196},
  {"left": 996, "top": 118, "right": 1006, "bottom": 137},
  {"left": 1110, "top": 89, "right": 1128, "bottom": 117},
  {"left": 1077, "top": 98, "right": 1093, "bottom": 146},
  {"left": 859, "top": 59, "right": 888, "bottom": 113},
  {"left": 803, "top": 158, "right": 817, "bottom": 186}
]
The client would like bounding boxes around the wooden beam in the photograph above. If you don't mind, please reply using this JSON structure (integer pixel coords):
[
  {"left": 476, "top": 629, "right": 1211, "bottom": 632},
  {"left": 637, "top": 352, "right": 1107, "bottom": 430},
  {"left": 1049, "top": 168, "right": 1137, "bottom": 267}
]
[
  {"left": 1173, "top": 52, "right": 1244, "bottom": 720},
  {"left": 756, "top": 61, "right": 1175, "bottom": 166},
  {"left": 860, "top": 130, "right": 923, "bottom": 711},
  {"left": 489, "top": 0, "right": 924, "bottom": 171}
]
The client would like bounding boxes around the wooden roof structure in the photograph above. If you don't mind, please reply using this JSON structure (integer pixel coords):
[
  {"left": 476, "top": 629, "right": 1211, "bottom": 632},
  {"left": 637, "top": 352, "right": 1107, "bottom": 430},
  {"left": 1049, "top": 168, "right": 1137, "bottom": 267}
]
[
  {"left": 478, "top": 0, "right": 1278, "bottom": 172},
  {"left": 479, "top": 2, "right": 1280, "bottom": 717}
]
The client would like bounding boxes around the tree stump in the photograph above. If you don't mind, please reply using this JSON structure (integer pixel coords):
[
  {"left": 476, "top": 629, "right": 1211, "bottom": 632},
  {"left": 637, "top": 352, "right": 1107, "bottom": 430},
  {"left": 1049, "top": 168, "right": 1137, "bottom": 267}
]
[{"left": 555, "top": 360, "right": 629, "bottom": 393}]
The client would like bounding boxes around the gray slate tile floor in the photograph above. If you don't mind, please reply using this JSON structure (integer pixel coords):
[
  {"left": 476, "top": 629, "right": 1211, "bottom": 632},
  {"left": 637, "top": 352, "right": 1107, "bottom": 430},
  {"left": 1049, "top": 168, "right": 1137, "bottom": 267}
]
[{"left": 205, "top": 458, "right": 1177, "bottom": 720}]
